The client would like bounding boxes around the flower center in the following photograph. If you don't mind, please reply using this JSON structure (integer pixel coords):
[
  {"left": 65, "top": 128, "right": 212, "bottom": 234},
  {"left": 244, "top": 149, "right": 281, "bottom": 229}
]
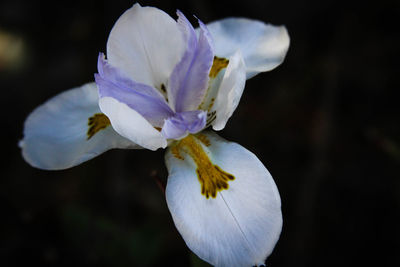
[{"left": 171, "top": 134, "right": 235, "bottom": 199}]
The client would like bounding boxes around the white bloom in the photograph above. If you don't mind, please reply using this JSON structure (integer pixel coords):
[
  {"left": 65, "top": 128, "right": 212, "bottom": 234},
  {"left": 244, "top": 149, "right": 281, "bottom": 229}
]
[{"left": 19, "top": 3, "right": 289, "bottom": 266}]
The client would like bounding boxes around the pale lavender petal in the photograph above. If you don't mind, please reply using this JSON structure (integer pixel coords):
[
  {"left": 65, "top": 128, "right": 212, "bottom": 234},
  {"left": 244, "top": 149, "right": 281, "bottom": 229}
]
[
  {"left": 161, "top": 118, "right": 187, "bottom": 140},
  {"left": 161, "top": 110, "right": 207, "bottom": 139},
  {"left": 95, "top": 53, "right": 174, "bottom": 127},
  {"left": 181, "top": 110, "right": 207, "bottom": 133},
  {"left": 168, "top": 11, "right": 214, "bottom": 112},
  {"left": 97, "top": 53, "right": 166, "bottom": 100}
]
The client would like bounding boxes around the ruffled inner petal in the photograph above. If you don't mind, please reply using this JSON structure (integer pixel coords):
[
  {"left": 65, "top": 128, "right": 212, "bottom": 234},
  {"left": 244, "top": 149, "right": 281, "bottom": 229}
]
[
  {"left": 96, "top": 53, "right": 174, "bottom": 127},
  {"left": 168, "top": 11, "right": 214, "bottom": 112},
  {"left": 161, "top": 110, "right": 207, "bottom": 140}
]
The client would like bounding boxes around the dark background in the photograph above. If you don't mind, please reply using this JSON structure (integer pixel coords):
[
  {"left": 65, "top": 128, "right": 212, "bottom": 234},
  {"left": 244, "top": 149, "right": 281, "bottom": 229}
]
[{"left": 1, "top": 0, "right": 399, "bottom": 266}]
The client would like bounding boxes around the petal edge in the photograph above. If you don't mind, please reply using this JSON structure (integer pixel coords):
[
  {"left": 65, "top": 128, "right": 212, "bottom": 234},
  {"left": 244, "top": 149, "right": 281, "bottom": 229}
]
[
  {"left": 20, "top": 83, "right": 137, "bottom": 170},
  {"left": 165, "top": 132, "right": 282, "bottom": 267},
  {"left": 107, "top": 3, "right": 185, "bottom": 87},
  {"left": 204, "top": 18, "right": 290, "bottom": 79},
  {"left": 99, "top": 96, "right": 167, "bottom": 151}
]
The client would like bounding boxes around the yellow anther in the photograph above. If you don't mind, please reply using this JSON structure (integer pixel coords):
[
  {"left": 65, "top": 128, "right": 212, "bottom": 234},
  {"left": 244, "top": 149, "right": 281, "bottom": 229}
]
[
  {"left": 209, "top": 56, "right": 229, "bottom": 78},
  {"left": 171, "top": 135, "right": 235, "bottom": 199},
  {"left": 87, "top": 113, "right": 111, "bottom": 140},
  {"left": 195, "top": 133, "right": 211, "bottom": 146}
]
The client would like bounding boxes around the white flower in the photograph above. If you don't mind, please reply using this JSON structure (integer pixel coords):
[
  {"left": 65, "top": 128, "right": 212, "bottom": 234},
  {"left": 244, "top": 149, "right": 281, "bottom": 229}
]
[{"left": 19, "top": 3, "right": 289, "bottom": 267}]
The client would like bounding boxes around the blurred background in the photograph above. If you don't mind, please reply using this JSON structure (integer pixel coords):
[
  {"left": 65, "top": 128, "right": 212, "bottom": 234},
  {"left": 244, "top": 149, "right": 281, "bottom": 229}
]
[{"left": 1, "top": 0, "right": 399, "bottom": 266}]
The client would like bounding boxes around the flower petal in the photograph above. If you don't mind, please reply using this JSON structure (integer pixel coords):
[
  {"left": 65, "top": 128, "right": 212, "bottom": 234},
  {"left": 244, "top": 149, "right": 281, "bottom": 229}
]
[
  {"left": 161, "top": 110, "right": 207, "bottom": 140},
  {"left": 96, "top": 53, "right": 174, "bottom": 127},
  {"left": 99, "top": 96, "right": 167, "bottom": 151},
  {"left": 212, "top": 50, "right": 246, "bottom": 131},
  {"left": 106, "top": 3, "right": 185, "bottom": 88},
  {"left": 19, "top": 83, "right": 137, "bottom": 170},
  {"left": 165, "top": 132, "right": 282, "bottom": 267},
  {"left": 204, "top": 18, "right": 289, "bottom": 79},
  {"left": 168, "top": 11, "right": 214, "bottom": 112}
]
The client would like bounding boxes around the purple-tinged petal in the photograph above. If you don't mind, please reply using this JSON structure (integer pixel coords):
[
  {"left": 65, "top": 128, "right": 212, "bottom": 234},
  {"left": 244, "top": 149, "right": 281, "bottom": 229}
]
[
  {"left": 161, "top": 118, "right": 187, "bottom": 140},
  {"left": 178, "top": 110, "right": 207, "bottom": 133},
  {"left": 96, "top": 53, "right": 174, "bottom": 127},
  {"left": 168, "top": 11, "right": 214, "bottom": 112},
  {"left": 161, "top": 110, "right": 207, "bottom": 140},
  {"left": 97, "top": 53, "right": 166, "bottom": 100}
]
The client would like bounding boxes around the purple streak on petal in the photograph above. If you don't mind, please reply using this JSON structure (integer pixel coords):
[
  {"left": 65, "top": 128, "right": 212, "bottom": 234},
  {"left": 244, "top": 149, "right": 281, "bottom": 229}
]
[
  {"left": 169, "top": 11, "right": 214, "bottom": 113},
  {"left": 161, "top": 119, "right": 187, "bottom": 140},
  {"left": 161, "top": 110, "right": 207, "bottom": 140},
  {"left": 95, "top": 53, "right": 174, "bottom": 127},
  {"left": 97, "top": 53, "right": 166, "bottom": 100}
]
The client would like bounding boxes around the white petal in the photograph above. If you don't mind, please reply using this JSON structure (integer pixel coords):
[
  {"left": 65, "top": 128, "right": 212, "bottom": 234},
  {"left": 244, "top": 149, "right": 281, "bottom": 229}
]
[
  {"left": 20, "top": 83, "right": 137, "bottom": 170},
  {"left": 165, "top": 132, "right": 282, "bottom": 267},
  {"left": 99, "top": 96, "right": 167, "bottom": 151},
  {"left": 212, "top": 50, "right": 246, "bottom": 131},
  {"left": 204, "top": 18, "right": 290, "bottom": 79},
  {"left": 106, "top": 3, "right": 185, "bottom": 87}
]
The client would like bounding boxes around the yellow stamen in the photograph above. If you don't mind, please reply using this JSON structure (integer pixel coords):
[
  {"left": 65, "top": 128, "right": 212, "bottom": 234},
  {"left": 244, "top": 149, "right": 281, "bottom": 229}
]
[
  {"left": 87, "top": 113, "right": 111, "bottom": 140},
  {"left": 172, "top": 134, "right": 235, "bottom": 199},
  {"left": 209, "top": 56, "right": 229, "bottom": 78},
  {"left": 198, "top": 56, "right": 229, "bottom": 111},
  {"left": 195, "top": 133, "right": 211, "bottom": 146}
]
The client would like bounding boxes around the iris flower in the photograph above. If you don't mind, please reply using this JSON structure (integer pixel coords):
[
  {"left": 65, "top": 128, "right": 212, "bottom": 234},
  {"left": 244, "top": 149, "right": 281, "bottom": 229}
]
[{"left": 20, "top": 3, "right": 289, "bottom": 267}]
